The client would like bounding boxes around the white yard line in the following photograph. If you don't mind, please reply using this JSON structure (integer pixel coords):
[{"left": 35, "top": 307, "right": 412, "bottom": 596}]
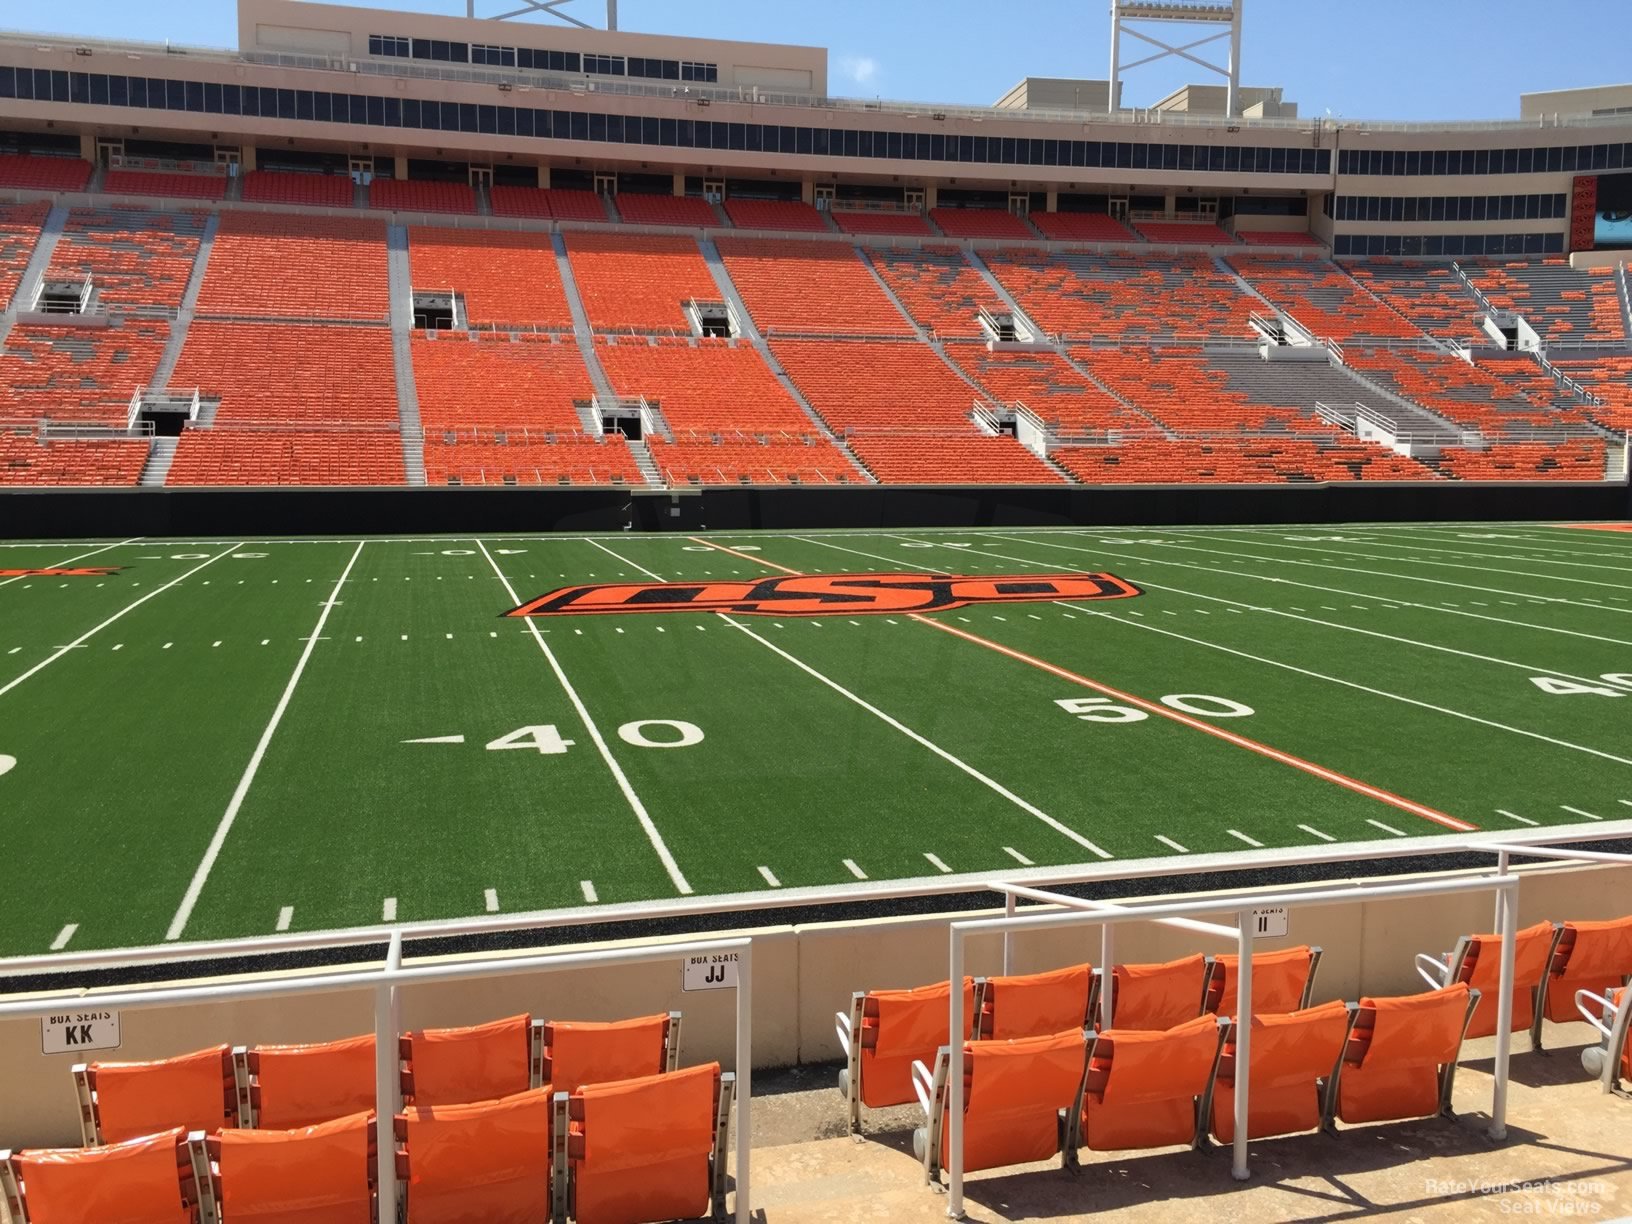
[
  {"left": 0, "top": 544, "right": 242, "bottom": 703},
  {"left": 163, "top": 542, "right": 365, "bottom": 941},
  {"left": 50, "top": 923, "right": 78, "bottom": 951},
  {"left": 484, "top": 540, "right": 693, "bottom": 896}
]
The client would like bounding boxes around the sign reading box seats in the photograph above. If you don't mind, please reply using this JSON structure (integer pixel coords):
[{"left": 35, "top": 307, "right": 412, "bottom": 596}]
[
  {"left": 42, "top": 1009, "right": 121, "bottom": 1055},
  {"left": 683, "top": 952, "right": 740, "bottom": 991}
]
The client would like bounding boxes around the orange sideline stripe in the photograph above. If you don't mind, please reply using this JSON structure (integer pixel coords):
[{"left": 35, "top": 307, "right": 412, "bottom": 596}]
[{"left": 688, "top": 537, "right": 1477, "bottom": 835}]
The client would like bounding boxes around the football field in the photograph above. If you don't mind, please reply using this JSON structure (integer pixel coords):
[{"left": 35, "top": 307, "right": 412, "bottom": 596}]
[{"left": 1, "top": 521, "right": 1630, "bottom": 958}]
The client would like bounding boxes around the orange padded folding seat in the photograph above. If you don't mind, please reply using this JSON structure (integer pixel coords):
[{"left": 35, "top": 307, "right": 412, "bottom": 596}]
[
  {"left": 1103, "top": 953, "right": 1210, "bottom": 1031},
  {"left": 563, "top": 1062, "right": 732, "bottom": 1224},
  {"left": 974, "top": 964, "right": 1094, "bottom": 1040},
  {"left": 1207, "top": 1001, "right": 1354, "bottom": 1144},
  {"left": 1539, "top": 916, "right": 1632, "bottom": 1035},
  {"left": 1331, "top": 984, "right": 1479, "bottom": 1126},
  {"left": 74, "top": 1046, "right": 236, "bottom": 1145},
  {"left": 836, "top": 978, "right": 975, "bottom": 1130},
  {"left": 400, "top": 1013, "right": 538, "bottom": 1106},
  {"left": 1074, "top": 1015, "right": 1227, "bottom": 1154},
  {"left": 1421, "top": 921, "right": 1553, "bottom": 1039},
  {"left": 0, "top": 1127, "right": 197, "bottom": 1224},
  {"left": 541, "top": 1013, "right": 678, "bottom": 1095},
  {"left": 1206, "top": 946, "right": 1323, "bottom": 1017},
  {"left": 204, "top": 1111, "right": 374, "bottom": 1224},
  {"left": 915, "top": 1029, "right": 1089, "bottom": 1183},
  {"left": 236, "top": 1034, "right": 377, "bottom": 1129},
  {"left": 396, "top": 1088, "right": 552, "bottom": 1224}
]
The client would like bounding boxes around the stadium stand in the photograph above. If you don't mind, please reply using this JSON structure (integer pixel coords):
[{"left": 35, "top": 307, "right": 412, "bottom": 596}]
[
  {"left": 1207, "top": 1001, "right": 1353, "bottom": 1143},
  {"left": 1229, "top": 256, "right": 1423, "bottom": 340},
  {"left": 1238, "top": 229, "right": 1324, "bottom": 247},
  {"left": 596, "top": 336, "right": 819, "bottom": 433},
  {"left": 928, "top": 207, "right": 1035, "bottom": 240},
  {"left": 1349, "top": 261, "right": 1492, "bottom": 345},
  {"left": 241, "top": 169, "right": 356, "bottom": 208},
  {"left": 171, "top": 322, "right": 398, "bottom": 424},
  {"left": 100, "top": 169, "right": 227, "bottom": 201},
  {"left": 1070, "top": 345, "right": 1331, "bottom": 434},
  {"left": 1342, "top": 348, "right": 1563, "bottom": 433},
  {"left": 988, "top": 251, "right": 1258, "bottom": 339},
  {"left": 0, "top": 1128, "right": 200, "bottom": 1223},
  {"left": 235, "top": 1035, "right": 378, "bottom": 1130},
  {"left": 489, "top": 185, "right": 609, "bottom": 221},
  {"left": 566, "top": 231, "right": 718, "bottom": 332},
  {"left": 615, "top": 193, "right": 720, "bottom": 228},
  {"left": 1551, "top": 356, "right": 1632, "bottom": 427},
  {"left": 721, "top": 198, "right": 828, "bottom": 232},
  {"left": 0, "top": 201, "right": 48, "bottom": 308},
  {"left": 73, "top": 1045, "right": 236, "bottom": 1145},
  {"left": 1132, "top": 219, "right": 1234, "bottom": 245},
  {"left": 719, "top": 240, "right": 917, "bottom": 337},
  {"left": 0, "top": 431, "right": 148, "bottom": 486},
  {"left": 0, "top": 320, "right": 170, "bottom": 425},
  {"left": 972, "top": 963, "right": 1095, "bottom": 1041},
  {"left": 845, "top": 433, "right": 1063, "bottom": 484},
  {"left": 423, "top": 433, "right": 642, "bottom": 486},
  {"left": 367, "top": 178, "right": 477, "bottom": 215},
  {"left": 1029, "top": 211, "right": 1141, "bottom": 243},
  {"left": 1435, "top": 439, "right": 1606, "bottom": 481},
  {"left": 166, "top": 428, "right": 405, "bottom": 485},
  {"left": 201, "top": 1112, "right": 375, "bottom": 1224},
  {"left": 648, "top": 436, "right": 856, "bottom": 484},
  {"left": 864, "top": 247, "right": 999, "bottom": 337},
  {"left": 413, "top": 332, "right": 591, "bottom": 432},
  {"left": 770, "top": 338, "right": 991, "bottom": 431},
  {"left": 1463, "top": 260, "right": 1628, "bottom": 343},
  {"left": 829, "top": 210, "right": 936, "bottom": 237},
  {"left": 394, "top": 1087, "right": 554, "bottom": 1221},
  {"left": 0, "top": 153, "right": 92, "bottom": 192},
  {"left": 47, "top": 207, "right": 206, "bottom": 309},
  {"left": 408, "top": 227, "right": 574, "bottom": 329},
  {"left": 941, "top": 343, "right": 1152, "bottom": 433},
  {"left": 195, "top": 213, "right": 391, "bottom": 320},
  {"left": 1053, "top": 438, "right": 1437, "bottom": 483}
]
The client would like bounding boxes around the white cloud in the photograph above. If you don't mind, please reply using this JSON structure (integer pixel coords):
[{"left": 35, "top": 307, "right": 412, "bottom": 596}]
[{"left": 838, "top": 55, "right": 879, "bottom": 87}]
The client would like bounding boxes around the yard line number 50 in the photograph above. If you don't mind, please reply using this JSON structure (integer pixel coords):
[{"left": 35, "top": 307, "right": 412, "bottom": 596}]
[{"left": 1055, "top": 694, "right": 1255, "bottom": 724}]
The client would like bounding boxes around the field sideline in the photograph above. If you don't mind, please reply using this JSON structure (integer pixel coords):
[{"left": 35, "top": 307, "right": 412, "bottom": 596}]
[{"left": 1, "top": 521, "right": 1630, "bottom": 957}]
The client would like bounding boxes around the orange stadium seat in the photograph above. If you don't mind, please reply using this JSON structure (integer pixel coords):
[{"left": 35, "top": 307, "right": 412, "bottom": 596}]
[
  {"left": 928, "top": 207, "right": 1036, "bottom": 240},
  {"left": 1229, "top": 256, "right": 1422, "bottom": 340},
  {"left": 1206, "top": 946, "right": 1323, "bottom": 1017},
  {"left": 1344, "top": 347, "right": 1563, "bottom": 434},
  {"left": 1463, "top": 260, "right": 1627, "bottom": 343},
  {"left": 1132, "top": 220, "right": 1233, "bottom": 245},
  {"left": 987, "top": 251, "right": 1256, "bottom": 340},
  {"left": 1417, "top": 921, "right": 1559, "bottom": 1040},
  {"left": 0, "top": 432, "right": 148, "bottom": 486},
  {"left": 647, "top": 435, "right": 857, "bottom": 484},
  {"left": 0, "top": 1128, "right": 199, "bottom": 1224},
  {"left": 562, "top": 1063, "right": 733, "bottom": 1224},
  {"left": 722, "top": 198, "right": 828, "bottom": 232},
  {"left": 540, "top": 1013, "right": 680, "bottom": 1096},
  {"left": 203, "top": 1111, "right": 375, "bottom": 1224},
  {"left": 974, "top": 963, "right": 1095, "bottom": 1041},
  {"left": 718, "top": 239, "right": 916, "bottom": 336},
  {"left": 368, "top": 179, "right": 476, "bottom": 215},
  {"left": 489, "top": 186, "right": 609, "bottom": 221},
  {"left": 195, "top": 213, "right": 390, "bottom": 320},
  {"left": 941, "top": 343, "right": 1149, "bottom": 433},
  {"left": 845, "top": 433, "right": 1062, "bottom": 484},
  {"left": 1029, "top": 211, "right": 1140, "bottom": 243},
  {"left": 1329, "top": 984, "right": 1478, "bottom": 1126},
  {"left": 101, "top": 170, "right": 226, "bottom": 201},
  {"left": 1207, "top": 1001, "right": 1354, "bottom": 1144},
  {"left": 830, "top": 209, "right": 935, "bottom": 236},
  {"left": 596, "top": 336, "right": 816, "bottom": 432},
  {"left": 1069, "top": 346, "right": 1324, "bottom": 434},
  {"left": 866, "top": 246, "right": 1000, "bottom": 337},
  {"left": 1102, "top": 954, "right": 1211, "bottom": 1032},
  {"left": 770, "top": 338, "right": 989, "bottom": 431},
  {"left": 837, "top": 978, "right": 976, "bottom": 1129},
  {"left": 166, "top": 430, "right": 404, "bottom": 486},
  {"left": 1435, "top": 440, "right": 1605, "bottom": 481},
  {"left": 1348, "top": 261, "right": 1488, "bottom": 345},
  {"left": 400, "top": 1013, "right": 540, "bottom": 1107},
  {"left": 235, "top": 1035, "right": 378, "bottom": 1131},
  {"left": 1074, "top": 1015, "right": 1228, "bottom": 1153},
  {"left": 0, "top": 320, "right": 170, "bottom": 426},
  {"left": 566, "top": 231, "right": 717, "bottom": 331},
  {"left": 74, "top": 1045, "right": 237, "bottom": 1145},
  {"left": 0, "top": 153, "right": 92, "bottom": 192},
  {"left": 423, "top": 434, "right": 642, "bottom": 486},
  {"left": 395, "top": 1088, "right": 553, "bottom": 1224},
  {"left": 414, "top": 332, "right": 590, "bottom": 432},
  {"left": 171, "top": 322, "right": 398, "bottom": 426},
  {"left": 47, "top": 207, "right": 207, "bottom": 310},
  {"left": 408, "top": 227, "right": 573, "bottom": 328},
  {"left": 1538, "top": 915, "right": 1632, "bottom": 1037},
  {"left": 0, "top": 201, "right": 49, "bottom": 308},
  {"left": 1053, "top": 439, "right": 1437, "bottom": 484},
  {"left": 615, "top": 193, "right": 719, "bottom": 227},
  {"left": 1551, "top": 355, "right": 1632, "bottom": 430},
  {"left": 242, "top": 170, "right": 355, "bottom": 208},
  {"left": 1237, "top": 230, "right": 1324, "bottom": 247}
]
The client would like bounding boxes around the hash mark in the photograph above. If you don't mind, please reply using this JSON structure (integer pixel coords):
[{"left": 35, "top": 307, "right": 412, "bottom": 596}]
[
  {"left": 382, "top": 897, "right": 398, "bottom": 922},
  {"left": 581, "top": 880, "right": 598, "bottom": 903},
  {"left": 1002, "top": 846, "right": 1034, "bottom": 866},
  {"left": 484, "top": 888, "right": 500, "bottom": 913},
  {"left": 1561, "top": 805, "right": 1603, "bottom": 821},
  {"left": 50, "top": 923, "right": 77, "bottom": 951},
  {"left": 1227, "top": 829, "right": 1264, "bottom": 848},
  {"left": 757, "top": 866, "right": 781, "bottom": 888},
  {"left": 1366, "top": 819, "right": 1407, "bottom": 838},
  {"left": 843, "top": 858, "right": 867, "bottom": 880},
  {"left": 276, "top": 906, "right": 293, "bottom": 932},
  {"left": 1498, "top": 809, "right": 1538, "bottom": 826},
  {"left": 1155, "top": 835, "right": 1190, "bottom": 853},
  {"left": 924, "top": 853, "right": 953, "bottom": 874}
]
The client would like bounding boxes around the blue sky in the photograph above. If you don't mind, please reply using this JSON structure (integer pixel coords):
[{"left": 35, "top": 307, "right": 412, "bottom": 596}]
[{"left": 23, "top": 0, "right": 1632, "bottom": 121}]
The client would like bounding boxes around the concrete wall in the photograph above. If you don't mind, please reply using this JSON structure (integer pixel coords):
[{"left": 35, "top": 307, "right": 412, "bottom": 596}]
[{"left": 1, "top": 861, "right": 1626, "bottom": 1149}]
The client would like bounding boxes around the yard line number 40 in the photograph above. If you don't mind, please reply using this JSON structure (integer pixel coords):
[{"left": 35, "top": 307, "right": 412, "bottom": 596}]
[
  {"left": 1055, "top": 694, "right": 1255, "bottom": 723},
  {"left": 1530, "top": 674, "right": 1632, "bottom": 698},
  {"left": 487, "top": 721, "right": 705, "bottom": 754}
]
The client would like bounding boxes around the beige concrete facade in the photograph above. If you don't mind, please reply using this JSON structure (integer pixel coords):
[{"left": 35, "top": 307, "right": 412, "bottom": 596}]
[{"left": 1521, "top": 82, "right": 1632, "bottom": 120}]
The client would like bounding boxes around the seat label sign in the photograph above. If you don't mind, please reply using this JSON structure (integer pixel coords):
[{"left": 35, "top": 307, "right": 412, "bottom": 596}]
[
  {"left": 683, "top": 953, "right": 739, "bottom": 992},
  {"left": 507, "top": 572, "right": 1141, "bottom": 618},
  {"left": 1250, "top": 907, "right": 1290, "bottom": 939},
  {"left": 42, "top": 1010, "right": 120, "bottom": 1056}
]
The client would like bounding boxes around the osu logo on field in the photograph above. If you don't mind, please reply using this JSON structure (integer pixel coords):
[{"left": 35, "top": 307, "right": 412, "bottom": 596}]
[
  {"left": 0, "top": 567, "right": 120, "bottom": 578},
  {"left": 506, "top": 572, "right": 1141, "bottom": 618}
]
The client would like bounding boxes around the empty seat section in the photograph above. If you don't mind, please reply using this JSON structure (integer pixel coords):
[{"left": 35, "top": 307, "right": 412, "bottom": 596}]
[
  {"left": 1053, "top": 439, "right": 1435, "bottom": 484},
  {"left": 196, "top": 213, "right": 390, "bottom": 319},
  {"left": 237, "top": 1034, "right": 378, "bottom": 1130},
  {"left": 1208, "top": 1001, "right": 1353, "bottom": 1143},
  {"left": 846, "top": 434, "right": 1062, "bottom": 484},
  {"left": 1343, "top": 348, "right": 1562, "bottom": 434},
  {"left": 975, "top": 963, "right": 1094, "bottom": 1041},
  {"left": 596, "top": 337, "right": 815, "bottom": 432},
  {"left": 830, "top": 210, "right": 935, "bottom": 236},
  {"left": 395, "top": 1088, "right": 553, "bottom": 1224},
  {"left": 101, "top": 169, "right": 227, "bottom": 201},
  {"left": 424, "top": 434, "right": 641, "bottom": 486},
  {"left": 1229, "top": 257, "right": 1422, "bottom": 341},
  {"left": 770, "top": 338, "right": 985, "bottom": 431},
  {"left": 1104, "top": 954, "right": 1210, "bottom": 1031},
  {"left": 1540, "top": 916, "right": 1632, "bottom": 1028},
  {"left": 719, "top": 240, "right": 914, "bottom": 336},
  {"left": 166, "top": 429, "right": 404, "bottom": 486},
  {"left": 1, "top": 1128, "right": 197, "bottom": 1223},
  {"left": 941, "top": 344, "right": 1147, "bottom": 433},
  {"left": 722, "top": 199, "right": 828, "bottom": 232},
  {"left": 1238, "top": 230, "right": 1324, "bottom": 247},
  {"left": 1071, "top": 346, "right": 1330, "bottom": 434},
  {"left": 1132, "top": 220, "right": 1233, "bottom": 245},
  {"left": 1464, "top": 260, "right": 1627, "bottom": 342},
  {"left": 399, "top": 1013, "right": 537, "bottom": 1108},
  {"left": 1077, "top": 1015, "right": 1226, "bottom": 1152},
  {"left": 1207, "top": 946, "right": 1322, "bottom": 1017},
  {"left": 928, "top": 207, "right": 1035, "bottom": 239},
  {"left": 172, "top": 322, "right": 397, "bottom": 425},
  {"left": 77, "top": 1044, "right": 236, "bottom": 1144},
  {"left": 414, "top": 333, "right": 590, "bottom": 432},
  {"left": 648, "top": 437, "right": 855, "bottom": 485},
  {"left": 1552, "top": 356, "right": 1632, "bottom": 429},
  {"left": 242, "top": 170, "right": 356, "bottom": 208},
  {"left": 0, "top": 202, "right": 47, "bottom": 308},
  {"left": 1030, "top": 211, "right": 1140, "bottom": 243},
  {"left": 0, "top": 432, "right": 148, "bottom": 485},
  {"left": 0, "top": 153, "right": 92, "bottom": 192},
  {"left": 988, "top": 251, "right": 1255, "bottom": 340},
  {"left": 1348, "top": 261, "right": 1487, "bottom": 344},
  {"left": 540, "top": 1014, "right": 677, "bottom": 1096},
  {"left": 490, "top": 187, "right": 608, "bottom": 221},
  {"left": 368, "top": 179, "right": 476, "bottom": 215},
  {"left": 867, "top": 247, "right": 998, "bottom": 337},
  {"left": 48, "top": 207, "right": 206, "bottom": 309},
  {"left": 566, "top": 232, "right": 716, "bottom": 332},
  {"left": 0, "top": 321, "right": 169, "bottom": 425},
  {"left": 615, "top": 193, "right": 719, "bottom": 227},
  {"left": 837, "top": 979, "right": 976, "bottom": 1125},
  {"left": 1331, "top": 984, "right": 1476, "bottom": 1125},
  {"left": 204, "top": 1111, "right": 374, "bottom": 1224},
  {"left": 408, "top": 227, "right": 572, "bottom": 328},
  {"left": 1436, "top": 440, "right": 1605, "bottom": 481}
]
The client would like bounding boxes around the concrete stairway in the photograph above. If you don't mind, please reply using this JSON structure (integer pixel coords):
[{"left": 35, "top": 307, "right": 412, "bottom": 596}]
[
  {"left": 386, "top": 224, "right": 428, "bottom": 485},
  {"left": 149, "top": 212, "right": 217, "bottom": 389},
  {"left": 853, "top": 246, "right": 930, "bottom": 339},
  {"left": 625, "top": 436, "right": 664, "bottom": 487},
  {"left": 139, "top": 436, "right": 177, "bottom": 486},
  {"left": 551, "top": 231, "right": 620, "bottom": 406}
]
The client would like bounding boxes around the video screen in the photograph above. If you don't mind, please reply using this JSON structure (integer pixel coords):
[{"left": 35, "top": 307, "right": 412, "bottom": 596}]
[{"left": 1596, "top": 172, "right": 1632, "bottom": 249}]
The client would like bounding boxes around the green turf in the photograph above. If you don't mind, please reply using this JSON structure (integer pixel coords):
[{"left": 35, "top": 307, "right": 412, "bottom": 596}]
[{"left": 1, "top": 522, "right": 1630, "bottom": 956}]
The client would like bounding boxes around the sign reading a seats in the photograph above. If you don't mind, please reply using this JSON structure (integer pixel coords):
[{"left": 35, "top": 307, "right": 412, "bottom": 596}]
[
  {"left": 683, "top": 953, "right": 739, "bottom": 992},
  {"left": 41, "top": 1010, "right": 121, "bottom": 1056}
]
